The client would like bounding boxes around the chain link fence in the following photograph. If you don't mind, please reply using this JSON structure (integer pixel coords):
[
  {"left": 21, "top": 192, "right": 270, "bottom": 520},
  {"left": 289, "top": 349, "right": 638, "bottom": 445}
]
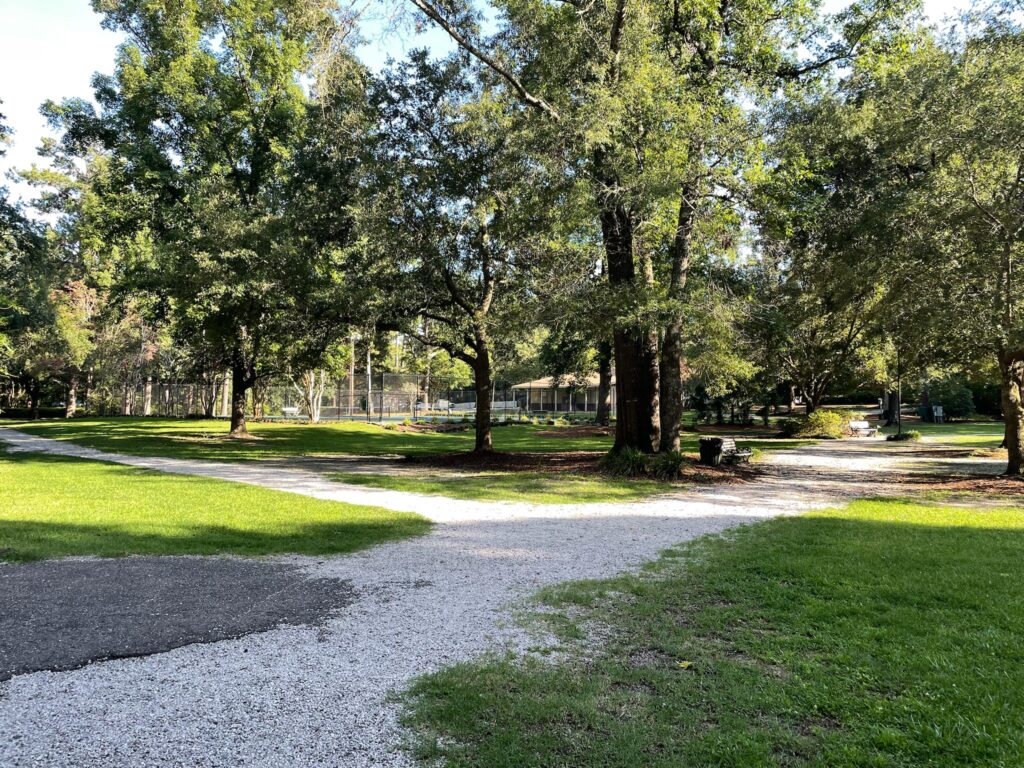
[{"left": 108, "top": 373, "right": 528, "bottom": 421}]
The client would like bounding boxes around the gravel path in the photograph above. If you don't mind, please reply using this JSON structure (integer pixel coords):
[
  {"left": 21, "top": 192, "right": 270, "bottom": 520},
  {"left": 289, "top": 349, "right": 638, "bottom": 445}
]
[{"left": 0, "top": 430, "right": 954, "bottom": 767}]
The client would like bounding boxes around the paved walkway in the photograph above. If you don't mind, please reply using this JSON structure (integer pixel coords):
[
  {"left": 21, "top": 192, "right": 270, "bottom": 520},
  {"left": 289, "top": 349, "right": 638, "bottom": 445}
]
[{"left": 0, "top": 430, "right": 986, "bottom": 767}]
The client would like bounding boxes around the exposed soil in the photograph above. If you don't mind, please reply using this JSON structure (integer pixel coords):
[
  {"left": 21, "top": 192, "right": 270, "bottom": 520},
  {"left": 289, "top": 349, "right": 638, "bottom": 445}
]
[
  {"left": 533, "top": 426, "right": 612, "bottom": 438},
  {"left": 688, "top": 424, "right": 784, "bottom": 436},
  {"left": 384, "top": 422, "right": 470, "bottom": 434},
  {"left": 404, "top": 450, "right": 760, "bottom": 485},
  {"left": 903, "top": 473, "right": 1024, "bottom": 496}
]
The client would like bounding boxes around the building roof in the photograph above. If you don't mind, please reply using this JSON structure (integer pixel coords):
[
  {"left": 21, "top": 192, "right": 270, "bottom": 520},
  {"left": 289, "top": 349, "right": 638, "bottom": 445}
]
[{"left": 511, "top": 373, "right": 615, "bottom": 389}]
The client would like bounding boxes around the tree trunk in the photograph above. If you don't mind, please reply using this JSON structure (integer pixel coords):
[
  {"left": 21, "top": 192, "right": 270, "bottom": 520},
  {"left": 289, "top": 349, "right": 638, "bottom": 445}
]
[
  {"left": 66, "top": 376, "right": 78, "bottom": 418},
  {"left": 1000, "top": 379, "right": 1010, "bottom": 449},
  {"left": 659, "top": 320, "right": 684, "bottom": 451},
  {"left": 884, "top": 390, "right": 899, "bottom": 426},
  {"left": 423, "top": 319, "right": 432, "bottom": 410},
  {"left": 143, "top": 376, "right": 153, "bottom": 417},
  {"left": 472, "top": 338, "right": 493, "bottom": 453},
  {"left": 595, "top": 340, "right": 613, "bottom": 427},
  {"left": 348, "top": 334, "right": 356, "bottom": 416},
  {"left": 229, "top": 361, "right": 251, "bottom": 438},
  {"left": 998, "top": 349, "right": 1024, "bottom": 476},
  {"left": 659, "top": 191, "right": 696, "bottom": 452},
  {"left": 28, "top": 380, "right": 41, "bottom": 420},
  {"left": 220, "top": 370, "right": 231, "bottom": 417},
  {"left": 600, "top": 198, "right": 660, "bottom": 453}
]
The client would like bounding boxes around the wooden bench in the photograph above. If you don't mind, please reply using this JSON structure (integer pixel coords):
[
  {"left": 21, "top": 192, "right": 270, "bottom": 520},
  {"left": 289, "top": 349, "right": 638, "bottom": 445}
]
[
  {"left": 720, "top": 437, "right": 753, "bottom": 464},
  {"left": 848, "top": 419, "right": 878, "bottom": 437}
]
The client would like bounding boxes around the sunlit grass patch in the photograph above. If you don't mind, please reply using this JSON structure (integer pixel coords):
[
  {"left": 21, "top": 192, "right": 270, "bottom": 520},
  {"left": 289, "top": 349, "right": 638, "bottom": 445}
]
[
  {"left": 404, "top": 496, "right": 1024, "bottom": 767},
  {"left": 0, "top": 449, "right": 429, "bottom": 561}
]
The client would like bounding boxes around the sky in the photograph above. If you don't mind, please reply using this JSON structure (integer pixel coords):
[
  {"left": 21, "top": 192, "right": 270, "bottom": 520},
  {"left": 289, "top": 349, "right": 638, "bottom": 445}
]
[{"left": 1, "top": 0, "right": 969, "bottom": 207}]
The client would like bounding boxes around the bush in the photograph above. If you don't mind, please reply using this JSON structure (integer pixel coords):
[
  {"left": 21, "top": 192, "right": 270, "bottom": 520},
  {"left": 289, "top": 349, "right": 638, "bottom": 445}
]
[
  {"left": 650, "top": 450, "right": 686, "bottom": 480},
  {"left": 600, "top": 447, "right": 650, "bottom": 477},
  {"left": 929, "top": 377, "right": 975, "bottom": 420},
  {"left": 778, "top": 410, "right": 847, "bottom": 439},
  {"left": 887, "top": 430, "right": 921, "bottom": 442}
]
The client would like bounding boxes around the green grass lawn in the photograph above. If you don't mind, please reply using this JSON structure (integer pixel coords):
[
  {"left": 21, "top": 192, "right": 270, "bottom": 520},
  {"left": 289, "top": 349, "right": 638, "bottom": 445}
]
[
  {"left": 331, "top": 471, "right": 670, "bottom": 505},
  {"left": 6, "top": 417, "right": 807, "bottom": 462},
  {"left": 404, "top": 497, "right": 1024, "bottom": 767},
  {"left": 0, "top": 449, "right": 430, "bottom": 561},
  {"left": 882, "top": 420, "right": 1005, "bottom": 448}
]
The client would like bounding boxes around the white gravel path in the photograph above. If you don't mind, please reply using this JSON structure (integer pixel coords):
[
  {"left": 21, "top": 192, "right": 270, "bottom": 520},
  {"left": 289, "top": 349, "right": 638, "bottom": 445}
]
[{"left": 0, "top": 430, "right": 927, "bottom": 767}]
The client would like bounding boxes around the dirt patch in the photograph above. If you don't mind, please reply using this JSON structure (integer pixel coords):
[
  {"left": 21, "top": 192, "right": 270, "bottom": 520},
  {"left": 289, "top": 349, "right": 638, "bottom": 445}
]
[
  {"left": 689, "top": 424, "right": 784, "bottom": 437},
  {"left": 404, "top": 450, "right": 761, "bottom": 485},
  {"left": 533, "top": 426, "right": 612, "bottom": 438},
  {"left": 406, "top": 450, "right": 605, "bottom": 473},
  {"left": 911, "top": 474, "right": 1024, "bottom": 496},
  {"left": 384, "top": 422, "right": 469, "bottom": 434}
]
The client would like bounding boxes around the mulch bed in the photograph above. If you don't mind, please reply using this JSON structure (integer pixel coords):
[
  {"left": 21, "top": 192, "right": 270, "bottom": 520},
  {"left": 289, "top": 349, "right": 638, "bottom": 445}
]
[
  {"left": 901, "top": 473, "right": 1024, "bottom": 496},
  {"left": 404, "top": 450, "right": 760, "bottom": 485},
  {"left": 385, "top": 422, "right": 470, "bottom": 434},
  {"left": 533, "top": 426, "right": 612, "bottom": 438}
]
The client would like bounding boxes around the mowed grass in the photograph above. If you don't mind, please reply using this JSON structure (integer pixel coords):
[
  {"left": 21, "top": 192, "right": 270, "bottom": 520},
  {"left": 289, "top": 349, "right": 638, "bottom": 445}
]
[
  {"left": 882, "top": 420, "right": 1005, "bottom": 448},
  {"left": 405, "top": 498, "right": 1024, "bottom": 767},
  {"left": 8, "top": 418, "right": 612, "bottom": 460},
  {"left": 7, "top": 417, "right": 807, "bottom": 462},
  {"left": 331, "top": 471, "right": 670, "bottom": 505},
  {"left": 0, "top": 450, "right": 430, "bottom": 561}
]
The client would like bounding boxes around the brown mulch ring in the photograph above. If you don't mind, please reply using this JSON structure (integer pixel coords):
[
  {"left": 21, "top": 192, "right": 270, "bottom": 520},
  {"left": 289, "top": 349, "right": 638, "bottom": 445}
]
[
  {"left": 902, "top": 473, "right": 1024, "bottom": 496},
  {"left": 385, "top": 422, "right": 470, "bottom": 434},
  {"left": 404, "top": 450, "right": 761, "bottom": 485},
  {"left": 533, "top": 426, "right": 612, "bottom": 438},
  {"left": 689, "top": 424, "right": 784, "bottom": 436}
]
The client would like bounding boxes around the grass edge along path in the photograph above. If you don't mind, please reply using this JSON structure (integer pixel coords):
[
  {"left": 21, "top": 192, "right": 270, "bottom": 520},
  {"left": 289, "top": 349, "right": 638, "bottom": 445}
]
[
  {"left": 330, "top": 471, "right": 672, "bottom": 505},
  {"left": 403, "top": 497, "right": 1024, "bottom": 767},
  {"left": 0, "top": 449, "right": 430, "bottom": 562}
]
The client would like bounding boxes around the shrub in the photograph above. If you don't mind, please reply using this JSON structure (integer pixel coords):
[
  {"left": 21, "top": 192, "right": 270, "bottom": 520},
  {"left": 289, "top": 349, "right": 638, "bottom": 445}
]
[
  {"left": 600, "top": 447, "right": 650, "bottom": 477},
  {"left": 651, "top": 450, "right": 686, "bottom": 480},
  {"left": 778, "top": 410, "right": 847, "bottom": 439},
  {"left": 929, "top": 377, "right": 975, "bottom": 420},
  {"left": 887, "top": 430, "right": 921, "bottom": 442}
]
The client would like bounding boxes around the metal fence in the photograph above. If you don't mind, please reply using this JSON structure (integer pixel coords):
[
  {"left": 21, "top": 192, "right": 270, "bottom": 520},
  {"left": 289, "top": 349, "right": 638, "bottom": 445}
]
[{"left": 108, "top": 372, "right": 616, "bottom": 421}]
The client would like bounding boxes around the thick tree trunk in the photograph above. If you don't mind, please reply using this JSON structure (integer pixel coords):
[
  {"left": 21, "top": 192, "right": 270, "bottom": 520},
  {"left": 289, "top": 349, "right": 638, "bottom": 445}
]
[
  {"left": 600, "top": 198, "right": 660, "bottom": 453},
  {"left": 659, "top": 320, "right": 684, "bottom": 451},
  {"left": 65, "top": 376, "right": 78, "bottom": 418},
  {"left": 143, "top": 376, "right": 153, "bottom": 417},
  {"left": 659, "top": 192, "right": 696, "bottom": 452},
  {"left": 1000, "top": 379, "right": 1010, "bottom": 449},
  {"left": 472, "top": 342, "right": 493, "bottom": 453},
  {"left": 595, "top": 340, "right": 613, "bottom": 427},
  {"left": 229, "top": 361, "right": 251, "bottom": 438},
  {"left": 998, "top": 349, "right": 1024, "bottom": 476}
]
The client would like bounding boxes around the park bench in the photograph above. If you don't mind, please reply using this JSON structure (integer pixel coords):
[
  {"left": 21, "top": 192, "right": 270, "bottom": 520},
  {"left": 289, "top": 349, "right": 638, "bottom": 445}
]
[
  {"left": 699, "top": 436, "right": 753, "bottom": 466},
  {"left": 720, "top": 437, "right": 753, "bottom": 464},
  {"left": 282, "top": 406, "right": 301, "bottom": 419},
  {"left": 848, "top": 419, "right": 878, "bottom": 437}
]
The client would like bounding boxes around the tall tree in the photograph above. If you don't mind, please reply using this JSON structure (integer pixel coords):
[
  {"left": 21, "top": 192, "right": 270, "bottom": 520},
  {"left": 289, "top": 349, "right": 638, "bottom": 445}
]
[
  {"left": 398, "top": 0, "right": 910, "bottom": 452},
  {"left": 60, "top": 0, "right": 350, "bottom": 436},
  {"left": 364, "top": 54, "right": 551, "bottom": 452}
]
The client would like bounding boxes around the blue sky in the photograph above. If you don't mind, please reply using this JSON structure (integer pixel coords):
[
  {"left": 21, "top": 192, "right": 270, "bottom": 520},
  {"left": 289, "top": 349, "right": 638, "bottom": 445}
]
[{"left": 1, "top": 0, "right": 965, "bottom": 206}]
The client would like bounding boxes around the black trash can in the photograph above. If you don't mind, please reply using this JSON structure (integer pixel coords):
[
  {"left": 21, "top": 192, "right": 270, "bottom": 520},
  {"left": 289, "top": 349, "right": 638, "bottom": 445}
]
[{"left": 699, "top": 436, "right": 724, "bottom": 466}]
